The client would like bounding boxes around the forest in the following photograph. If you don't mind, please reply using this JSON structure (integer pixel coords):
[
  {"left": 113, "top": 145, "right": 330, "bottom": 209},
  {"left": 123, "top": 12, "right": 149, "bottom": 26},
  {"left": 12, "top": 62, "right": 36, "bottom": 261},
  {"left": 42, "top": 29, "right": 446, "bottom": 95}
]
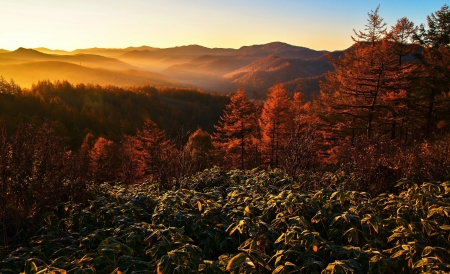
[{"left": 1, "top": 5, "right": 450, "bottom": 274}]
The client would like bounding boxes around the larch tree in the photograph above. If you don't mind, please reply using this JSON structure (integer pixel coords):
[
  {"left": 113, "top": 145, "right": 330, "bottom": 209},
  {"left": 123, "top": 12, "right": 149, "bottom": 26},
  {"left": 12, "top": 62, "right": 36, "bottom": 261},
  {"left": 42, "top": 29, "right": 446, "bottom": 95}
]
[
  {"left": 89, "top": 137, "right": 116, "bottom": 183},
  {"left": 136, "top": 118, "right": 174, "bottom": 184},
  {"left": 318, "top": 6, "right": 404, "bottom": 146},
  {"left": 185, "top": 127, "right": 214, "bottom": 172},
  {"left": 384, "top": 17, "right": 418, "bottom": 142},
  {"left": 413, "top": 4, "right": 450, "bottom": 138},
  {"left": 213, "top": 88, "right": 259, "bottom": 170},
  {"left": 259, "top": 82, "right": 295, "bottom": 167},
  {"left": 118, "top": 134, "right": 143, "bottom": 186}
]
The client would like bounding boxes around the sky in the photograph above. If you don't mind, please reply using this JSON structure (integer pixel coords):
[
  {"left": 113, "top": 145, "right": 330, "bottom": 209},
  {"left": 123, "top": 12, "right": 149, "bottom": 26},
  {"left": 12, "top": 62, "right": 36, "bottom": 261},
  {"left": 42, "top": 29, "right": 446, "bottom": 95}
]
[{"left": 1, "top": 0, "right": 447, "bottom": 51}]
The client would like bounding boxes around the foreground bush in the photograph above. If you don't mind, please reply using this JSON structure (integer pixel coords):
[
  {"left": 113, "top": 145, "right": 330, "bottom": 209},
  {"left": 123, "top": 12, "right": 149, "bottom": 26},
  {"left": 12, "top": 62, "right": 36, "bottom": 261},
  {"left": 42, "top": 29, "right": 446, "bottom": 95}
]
[{"left": 1, "top": 168, "right": 450, "bottom": 273}]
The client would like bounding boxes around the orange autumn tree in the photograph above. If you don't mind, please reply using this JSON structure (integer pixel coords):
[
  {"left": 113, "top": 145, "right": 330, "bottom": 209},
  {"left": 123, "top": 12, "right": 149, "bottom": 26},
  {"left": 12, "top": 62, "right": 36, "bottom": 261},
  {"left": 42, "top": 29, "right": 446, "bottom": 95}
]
[
  {"left": 317, "top": 6, "right": 409, "bottom": 149},
  {"left": 413, "top": 5, "right": 450, "bottom": 139},
  {"left": 118, "top": 134, "right": 143, "bottom": 185},
  {"left": 279, "top": 91, "right": 319, "bottom": 176},
  {"left": 259, "top": 82, "right": 295, "bottom": 167},
  {"left": 136, "top": 118, "right": 174, "bottom": 184},
  {"left": 213, "top": 88, "right": 260, "bottom": 169},
  {"left": 186, "top": 127, "right": 214, "bottom": 171},
  {"left": 89, "top": 137, "right": 117, "bottom": 182}
]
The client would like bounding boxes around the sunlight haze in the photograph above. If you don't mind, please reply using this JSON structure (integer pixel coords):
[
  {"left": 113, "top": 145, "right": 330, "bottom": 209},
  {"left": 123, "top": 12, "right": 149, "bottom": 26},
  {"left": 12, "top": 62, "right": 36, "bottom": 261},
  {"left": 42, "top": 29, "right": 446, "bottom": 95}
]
[{"left": 1, "top": 0, "right": 447, "bottom": 51}]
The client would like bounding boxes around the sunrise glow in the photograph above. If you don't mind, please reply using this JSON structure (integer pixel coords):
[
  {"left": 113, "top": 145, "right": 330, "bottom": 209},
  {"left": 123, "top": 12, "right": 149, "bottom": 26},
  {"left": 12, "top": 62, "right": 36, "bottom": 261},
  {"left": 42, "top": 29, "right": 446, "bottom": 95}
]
[{"left": 1, "top": 0, "right": 446, "bottom": 51}]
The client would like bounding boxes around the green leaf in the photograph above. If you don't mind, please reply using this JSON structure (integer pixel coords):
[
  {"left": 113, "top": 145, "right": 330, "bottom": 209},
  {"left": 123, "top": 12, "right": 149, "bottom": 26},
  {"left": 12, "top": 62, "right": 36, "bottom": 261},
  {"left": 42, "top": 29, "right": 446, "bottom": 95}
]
[
  {"left": 272, "top": 265, "right": 284, "bottom": 274},
  {"left": 121, "top": 244, "right": 134, "bottom": 255},
  {"left": 24, "top": 261, "right": 38, "bottom": 274},
  {"left": 226, "top": 253, "right": 247, "bottom": 271},
  {"left": 100, "top": 248, "right": 115, "bottom": 262},
  {"left": 391, "top": 249, "right": 407, "bottom": 259},
  {"left": 249, "top": 251, "right": 271, "bottom": 271}
]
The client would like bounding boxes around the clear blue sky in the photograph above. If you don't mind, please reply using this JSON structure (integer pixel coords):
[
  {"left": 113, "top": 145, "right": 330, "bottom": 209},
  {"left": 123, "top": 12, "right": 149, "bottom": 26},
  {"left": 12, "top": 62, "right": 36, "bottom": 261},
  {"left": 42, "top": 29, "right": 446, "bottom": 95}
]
[{"left": 0, "top": 0, "right": 446, "bottom": 51}]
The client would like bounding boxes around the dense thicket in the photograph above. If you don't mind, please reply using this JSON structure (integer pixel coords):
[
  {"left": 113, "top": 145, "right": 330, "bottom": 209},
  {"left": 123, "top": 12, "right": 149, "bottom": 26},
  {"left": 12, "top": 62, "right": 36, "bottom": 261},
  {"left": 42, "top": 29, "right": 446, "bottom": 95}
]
[{"left": 1, "top": 169, "right": 450, "bottom": 273}]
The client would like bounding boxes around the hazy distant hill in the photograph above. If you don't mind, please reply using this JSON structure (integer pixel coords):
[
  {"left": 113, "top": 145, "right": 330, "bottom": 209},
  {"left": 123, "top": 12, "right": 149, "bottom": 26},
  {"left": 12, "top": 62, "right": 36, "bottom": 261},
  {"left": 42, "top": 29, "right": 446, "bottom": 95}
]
[
  {"left": 71, "top": 46, "right": 159, "bottom": 57},
  {"left": 236, "top": 42, "right": 327, "bottom": 59},
  {"left": 224, "top": 54, "right": 333, "bottom": 87},
  {"left": 33, "top": 47, "right": 71, "bottom": 55},
  {"left": 1, "top": 43, "right": 344, "bottom": 98},
  {"left": 163, "top": 55, "right": 256, "bottom": 79},
  {"left": 117, "top": 45, "right": 236, "bottom": 72},
  {"left": 0, "top": 61, "right": 179, "bottom": 88},
  {"left": 0, "top": 48, "right": 137, "bottom": 71},
  {"left": 117, "top": 42, "right": 341, "bottom": 96}
]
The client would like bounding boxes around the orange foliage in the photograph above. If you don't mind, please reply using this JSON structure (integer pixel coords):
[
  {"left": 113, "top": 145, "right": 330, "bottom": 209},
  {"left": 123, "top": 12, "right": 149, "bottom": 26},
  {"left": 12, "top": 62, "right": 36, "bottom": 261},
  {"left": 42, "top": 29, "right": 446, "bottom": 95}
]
[
  {"left": 213, "top": 88, "right": 260, "bottom": 169},
  {"left": 259, "top": 82, "right": 295, "bottom": 167}
]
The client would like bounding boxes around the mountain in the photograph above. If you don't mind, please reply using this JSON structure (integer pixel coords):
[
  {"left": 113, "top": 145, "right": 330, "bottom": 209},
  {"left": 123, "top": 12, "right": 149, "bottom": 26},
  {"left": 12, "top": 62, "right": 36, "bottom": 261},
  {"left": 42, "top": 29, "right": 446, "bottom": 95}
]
[
  {"left": 114, "top": 42, "right": 338, "bottom": 95},
  {"left": 163, "top": 55, "right": 256, "bottom": 79},
  {"left": 0, "top": 43, "right": 344, "bottom": 98},
  {"left": 0, "top": 48, "right": 137, "bottom": 71},
  {"left": 0, "top": 61, "right": 180, "bottom": 88},
  {"left": 117, "top": 45, "right": 237, "bottom": 72},
  {"left": 33, "top": 47, "right": 71, "bottom": 55},
  {"left": 0, "top": 49, "right": 10, "bottom": 54},
  {"left": 115, "top": 42, "right": 341, "bottom": 96},
  {"left": 71, "top": 46, "right": 159, "bottom": 57},
  {"left": 236, "top": 42, "right": 327, "bottom": 58}
]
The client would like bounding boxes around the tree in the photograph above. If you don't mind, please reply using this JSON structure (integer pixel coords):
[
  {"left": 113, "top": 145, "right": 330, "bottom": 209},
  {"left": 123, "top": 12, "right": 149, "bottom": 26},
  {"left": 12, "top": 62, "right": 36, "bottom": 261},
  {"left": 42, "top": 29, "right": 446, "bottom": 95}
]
[
  {"left": 186, "top": 127, "right": 214, "bottom": 172},
  {"left": 413, "top": 5, "right": 450, "bottom": 138},
  {"left": 259, "top": 82, "right": 295, "bottom": 167},
  {"left": 352, "top": 5, "right": 387, "bottom": 46},
  {"left": 136, "top": 118, "right": 174, "bottom": 185},
  {"left": 383, "top": 17, "right": 418, "bottom": 141},
  {"left": 89, "top": 137, "right": 116, "bottom": 183},
  {"left": 387, "top": 17, "right": 418, "bottom": 66},
  {"left": 118, "top": 135, "right": 143, "bottom": 186},
  {"left": 318, "top": 6, "right": 408, "bottom": 146},
  {"left": 213, "top": 88, "right": 260, "bottom": 169}
]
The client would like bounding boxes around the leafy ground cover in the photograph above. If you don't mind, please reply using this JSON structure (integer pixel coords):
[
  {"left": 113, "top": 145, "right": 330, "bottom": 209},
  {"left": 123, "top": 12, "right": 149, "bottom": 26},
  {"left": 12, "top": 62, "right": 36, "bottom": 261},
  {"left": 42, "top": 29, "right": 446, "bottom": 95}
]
[{"left": 1, "top": 168, "right": 450, "bottom": 273}]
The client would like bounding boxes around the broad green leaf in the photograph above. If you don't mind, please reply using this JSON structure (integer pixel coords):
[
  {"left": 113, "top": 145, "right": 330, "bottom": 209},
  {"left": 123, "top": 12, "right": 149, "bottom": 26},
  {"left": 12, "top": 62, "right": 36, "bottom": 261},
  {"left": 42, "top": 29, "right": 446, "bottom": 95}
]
[
  {"left": 226, "top": 253, "right": 247, "bottom": 271},
  {"left": 249, "top": 250, "right": 271, "bottom": 271},
  {"left": 272, "top": 265, "right": 284, "bottom": 274},
  {"left": 100, "top": 248, "right": 115, "bottom": 262}
]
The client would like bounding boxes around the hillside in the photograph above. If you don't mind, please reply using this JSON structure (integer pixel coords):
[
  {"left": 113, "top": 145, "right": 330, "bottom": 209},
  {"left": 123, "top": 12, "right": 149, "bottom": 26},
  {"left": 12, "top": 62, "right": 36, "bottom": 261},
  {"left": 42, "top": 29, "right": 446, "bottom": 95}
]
[
  {"left": 0, "top": 43, "right": 344, "bottom": 97},
  {"left": 163, "top": 55, "right": 256, "bottom": 79},
  {"left": 222, "top": 54, "right": 334, "bottom": 96},
  {"left": 0, "top": 48, "right": 136, "bottom": 70},
  {"left": 33, "top": 47, "right": 71, "bottom": 55},
  {"left": 70, "top": 46, "right": 160, "bottom": 57},
  {"left": 130, "top": 42, "right": 341, "bottom": 96},
  {"left": 0, "top": 61, "right": 178, "bottom": 88}
]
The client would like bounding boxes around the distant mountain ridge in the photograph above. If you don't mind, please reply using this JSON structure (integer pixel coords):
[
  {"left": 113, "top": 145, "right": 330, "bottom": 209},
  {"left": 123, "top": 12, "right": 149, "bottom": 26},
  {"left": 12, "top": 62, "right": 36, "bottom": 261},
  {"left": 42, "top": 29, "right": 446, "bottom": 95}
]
[
  {"left": 0, "top": 42, "right": 344, "bottom": 97},
  {"left": 0, "top": 61, "right": 179, "bottom": 88}
]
